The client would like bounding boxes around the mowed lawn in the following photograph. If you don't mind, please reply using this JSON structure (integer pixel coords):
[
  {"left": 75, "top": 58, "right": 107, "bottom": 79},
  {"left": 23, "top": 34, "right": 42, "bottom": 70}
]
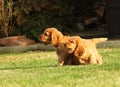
[{"left": 0, "top": 48, "right": 120, "bottom": 87}]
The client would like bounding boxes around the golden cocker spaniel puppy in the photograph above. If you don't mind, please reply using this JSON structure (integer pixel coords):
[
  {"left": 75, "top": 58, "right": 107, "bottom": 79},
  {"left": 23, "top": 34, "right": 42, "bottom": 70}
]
[
  {"left": 39, "top": 28, "right": 63, "bottom": 47},
  {"left": 39, "top": 27, "right": 73, "bottom": 66},
  {"left": 64, "top": 36, "right": 108, "bottom": 65}
]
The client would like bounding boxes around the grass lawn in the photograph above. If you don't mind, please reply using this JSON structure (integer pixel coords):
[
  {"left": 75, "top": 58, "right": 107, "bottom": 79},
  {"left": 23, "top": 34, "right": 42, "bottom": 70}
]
[{"left": 0, "top": 48, "right": 120, "bottom": 87}]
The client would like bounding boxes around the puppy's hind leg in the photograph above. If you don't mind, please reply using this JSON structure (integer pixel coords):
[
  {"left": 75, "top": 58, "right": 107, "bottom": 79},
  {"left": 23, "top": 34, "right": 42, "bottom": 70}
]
[
  {"left": 89, "top": 55, "right": 97, "bottom": 64},
  {"left": 97, "top": 55, "right": 102, "bottom": 65}
]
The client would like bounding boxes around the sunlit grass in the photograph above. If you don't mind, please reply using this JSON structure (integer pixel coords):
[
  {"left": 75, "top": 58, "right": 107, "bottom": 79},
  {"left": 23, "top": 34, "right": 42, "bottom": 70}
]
[{"left": 0, "top": 48, "right": 120, "bottom": 87}]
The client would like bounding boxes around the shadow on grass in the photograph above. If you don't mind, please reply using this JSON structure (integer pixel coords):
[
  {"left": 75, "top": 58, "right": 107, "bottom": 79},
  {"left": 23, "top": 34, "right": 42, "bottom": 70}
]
[
  {"left": 2, "top": 63, "right": 119, "bottom": 71},
  {"left": 0, "top": 64, "right": 58, "bottom": 70}
]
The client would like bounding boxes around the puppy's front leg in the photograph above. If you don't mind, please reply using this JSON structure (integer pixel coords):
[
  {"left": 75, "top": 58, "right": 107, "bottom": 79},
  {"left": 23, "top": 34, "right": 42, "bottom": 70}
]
[
  {"left": 58, "top": 57, "right": 64, "bottom": 66},
  {"left": 79, "top": 58, "right": 87, "bottom": 65}
]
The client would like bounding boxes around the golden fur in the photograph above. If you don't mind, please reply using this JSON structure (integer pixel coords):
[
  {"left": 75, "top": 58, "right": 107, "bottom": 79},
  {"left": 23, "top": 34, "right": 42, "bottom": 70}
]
[
  {"left": 39, "top": 28, "right": 63, "bottom": 47},
  {"left": 39, "top": 28, "right": 73, "bottom": 66},
  {"left": 64, "top": 36, "right": 108, "bottom": 65},
  {"left": 39, "top": 27, "right": 108, "bottom": 65}
]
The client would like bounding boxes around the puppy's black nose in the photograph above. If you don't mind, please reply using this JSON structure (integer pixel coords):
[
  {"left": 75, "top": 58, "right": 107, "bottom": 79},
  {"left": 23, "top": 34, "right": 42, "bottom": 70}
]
[
  {"left": 38, "top": 35, "right": 42, "bottom": 42},
  {"left": 64, "top": 43, "right": 66, "bottom": 47},
  {"left": 39, "top": 35, "right": 41, "bottom": 39}
]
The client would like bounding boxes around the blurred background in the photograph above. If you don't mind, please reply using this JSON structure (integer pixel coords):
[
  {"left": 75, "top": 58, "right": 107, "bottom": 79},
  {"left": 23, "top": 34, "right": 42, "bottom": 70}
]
[{"left": 0, "top": 0, "right": 119, "bottom": 42}]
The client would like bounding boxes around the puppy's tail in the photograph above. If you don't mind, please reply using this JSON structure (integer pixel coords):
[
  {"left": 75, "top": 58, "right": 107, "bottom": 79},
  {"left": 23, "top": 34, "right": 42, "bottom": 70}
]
[{"left": 91, "top": 38, "right": 108, "bottom": 44}]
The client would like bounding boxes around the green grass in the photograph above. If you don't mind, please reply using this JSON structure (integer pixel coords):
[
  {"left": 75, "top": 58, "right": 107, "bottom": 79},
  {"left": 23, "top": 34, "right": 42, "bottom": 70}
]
[{"left": 0, "top": 48, "right": 120, "bottom": 87}]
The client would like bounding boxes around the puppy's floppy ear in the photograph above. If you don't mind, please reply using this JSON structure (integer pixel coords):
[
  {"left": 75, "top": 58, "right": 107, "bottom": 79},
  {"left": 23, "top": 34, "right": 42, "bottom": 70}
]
[
  {"left": 74, "top": 38, "right": 84, "bottom": 57},
  {"left": 51, "top": 29, "right": 63, "bottom": 47}
]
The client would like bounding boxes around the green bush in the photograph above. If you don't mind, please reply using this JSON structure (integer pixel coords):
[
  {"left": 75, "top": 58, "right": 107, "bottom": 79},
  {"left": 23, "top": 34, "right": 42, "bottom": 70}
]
[{"left": 0, "top": 0, "right": 104, "bottom": 41}]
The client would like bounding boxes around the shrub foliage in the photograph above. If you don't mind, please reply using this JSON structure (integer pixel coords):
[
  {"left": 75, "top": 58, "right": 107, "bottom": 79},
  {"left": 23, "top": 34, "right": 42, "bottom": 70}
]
[{"left": 0, "top": 0, "right": 105, "bottom": 41}]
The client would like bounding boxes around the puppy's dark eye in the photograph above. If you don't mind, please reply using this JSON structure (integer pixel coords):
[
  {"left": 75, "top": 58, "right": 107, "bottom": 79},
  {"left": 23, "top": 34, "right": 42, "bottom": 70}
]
[
  {"left": 69, "top": 39, "right": 74, "bottom": 43},
  {"left": 44, "top": 32, "right": 48, "bottom": 36},
  {"left": 44, "top": 33, "right": 47, "bottom": 36}
]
